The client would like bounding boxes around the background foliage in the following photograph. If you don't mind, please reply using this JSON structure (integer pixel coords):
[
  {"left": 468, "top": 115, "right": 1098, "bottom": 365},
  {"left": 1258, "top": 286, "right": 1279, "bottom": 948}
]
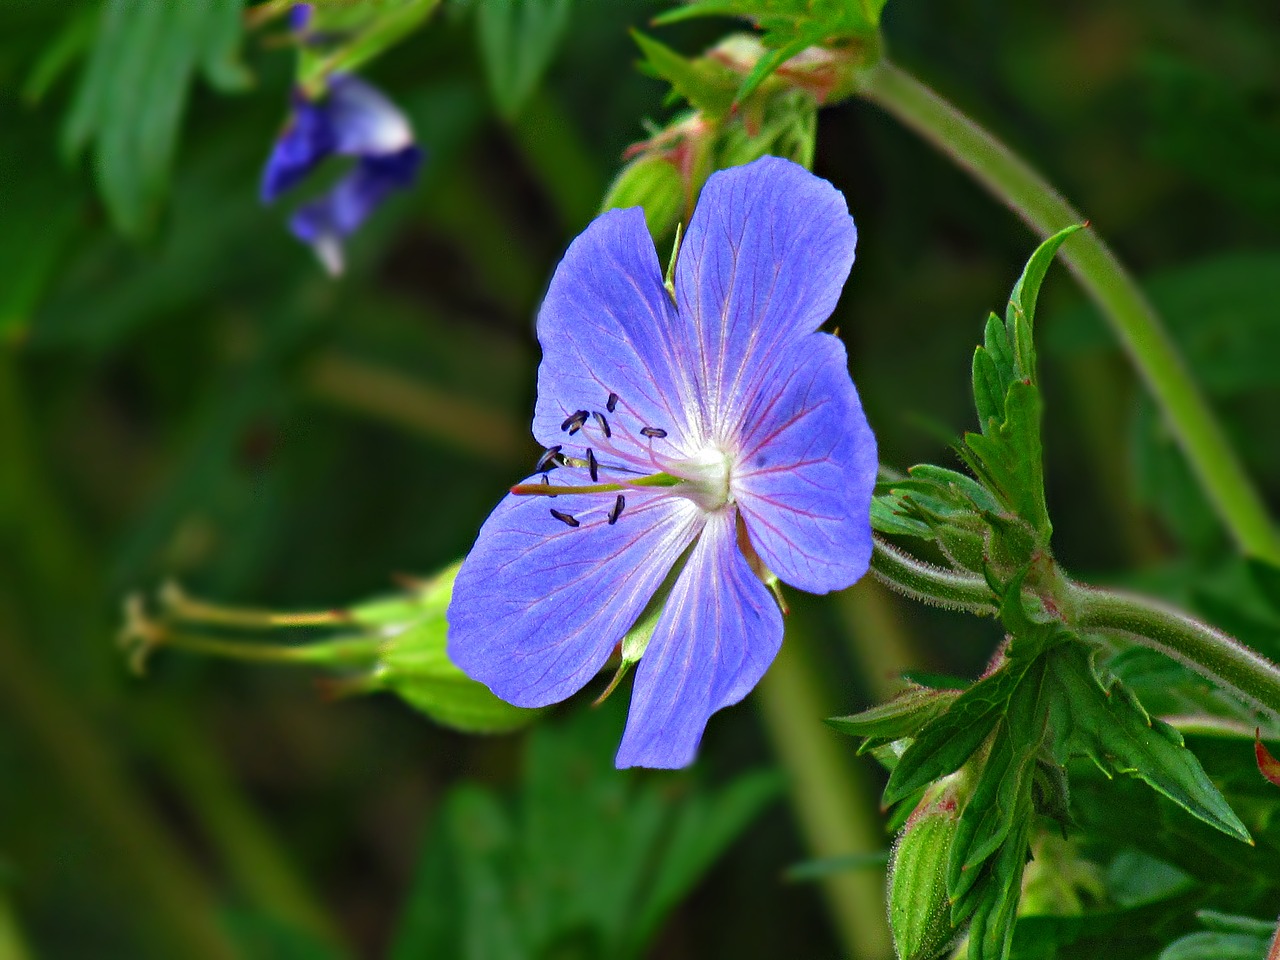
[{"left": 1, "top": 1, "right": 1278, "bottom": 957}]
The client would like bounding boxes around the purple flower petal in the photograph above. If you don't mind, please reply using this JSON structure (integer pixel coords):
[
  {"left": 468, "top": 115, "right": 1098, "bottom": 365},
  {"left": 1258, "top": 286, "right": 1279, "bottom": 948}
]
[
  {"left": 732, "top": 334, "right": 876, "bottom": 594},
  {"left": 261, "top": 94, "right": 335, "bottom": 202},
  {"left": 533, "top": 207, "right": 703, "bottom": 452},
  {"left": 326, "top": 75, "right": 415, "bottom": 156},
  {"left": 672, "top": 156, "right": 857, "bottom": 432},
  {"left": 447, "top": 483, "right": 703, "bottom": 709},
  {"left": 288, "top": 146, "right": 422, "bottom": 274},
  {"left": 615, "top": 511, "right": 783, "bottom": 769}
]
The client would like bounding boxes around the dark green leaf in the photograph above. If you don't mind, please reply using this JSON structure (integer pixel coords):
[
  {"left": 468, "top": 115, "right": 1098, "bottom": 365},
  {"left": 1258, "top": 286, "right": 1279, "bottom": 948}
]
[
  {"left": 631, "top": 31, "right": 739, "bottom": 119},
  {"left": 883, "top": 661, "right": 1031, "bottom": 805},
  {"left": 1158, "top": 931, "right": 1270, "bottom": 960},
  {"left": 477, "top": 0, "right": 572, "bottom": 119},
  {"left": 63, "top": 0, "right": 250, "bottom": 236},
  {"left": 1046, "top": 646, "right": 1251, "bottom": 843}
]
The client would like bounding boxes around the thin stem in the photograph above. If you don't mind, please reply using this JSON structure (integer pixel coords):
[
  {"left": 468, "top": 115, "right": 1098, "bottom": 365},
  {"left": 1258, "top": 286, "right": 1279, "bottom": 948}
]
[
  {"left": 756, "top": 632, "right": 893, "bottom": 960},
  {"left": 154, "top": 631, "right": 383, "bottom": 669},
  {"left": 869, "top": 535, "right": 997, "bottom": 615},
  {"left": 1068, "top": 580, "right": 1280, "bottom": 719},
  {"left": 855, "top": 60, "right": 1280, "bottom": 565}
]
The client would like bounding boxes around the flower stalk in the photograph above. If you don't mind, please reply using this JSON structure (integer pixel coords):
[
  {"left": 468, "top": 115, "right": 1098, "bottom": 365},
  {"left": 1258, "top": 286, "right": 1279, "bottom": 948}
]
[{"left": 852, "top": 59, "right": 1280, "bottom": 566}]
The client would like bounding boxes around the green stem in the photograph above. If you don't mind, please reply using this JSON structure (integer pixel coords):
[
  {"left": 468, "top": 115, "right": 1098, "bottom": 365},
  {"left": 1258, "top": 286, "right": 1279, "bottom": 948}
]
[
  {"left": 155, "top": 631, "right": 383, "bottom": 669},
  {"left": 855, "top": 60, "right": 1280, "bottom": 565},
  {"left": 869, "top": 535, "right": 997, "bottom": 615},
  {"left": 756, "top": 633, "right": 893, "bottom": 960},
  {"left": 1068, "top": 580, "right": 1280, "bottom": 719}
]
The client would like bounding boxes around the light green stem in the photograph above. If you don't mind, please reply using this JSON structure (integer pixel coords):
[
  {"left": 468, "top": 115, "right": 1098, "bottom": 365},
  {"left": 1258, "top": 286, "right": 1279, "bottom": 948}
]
[
  {"left": 856, "top": 60, "right": 1280, "bottom": 565},
  {"left": 756, "top": 635, "right": 893, "bottom": 960},
  {"left": 1068, "top": 581, "right": 1280, "bottom": 719}
]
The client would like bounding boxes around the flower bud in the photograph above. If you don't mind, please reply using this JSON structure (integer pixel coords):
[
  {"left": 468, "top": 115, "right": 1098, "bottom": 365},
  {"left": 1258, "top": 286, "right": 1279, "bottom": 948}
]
[
  {"left": 888, "top": 780, "right": 964, "bottom": 960},
  {"left": 600, "top": 154, "right": 687, "bottom": 240}
]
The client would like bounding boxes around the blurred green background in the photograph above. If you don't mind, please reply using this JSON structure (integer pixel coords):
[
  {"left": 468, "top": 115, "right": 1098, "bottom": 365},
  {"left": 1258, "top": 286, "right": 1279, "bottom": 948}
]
[{"left": 2, "top": 1, "right": 1278, "bottom": 958}]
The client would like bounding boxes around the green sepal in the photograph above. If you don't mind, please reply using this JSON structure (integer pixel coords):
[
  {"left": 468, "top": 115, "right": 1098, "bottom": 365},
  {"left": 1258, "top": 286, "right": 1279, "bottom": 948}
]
[
  {"left": 359, "top": 563, "right": 540, "bottom": 734},
  {"left": 1045, "top": 644, "right": 1252, "bottom": 844}
]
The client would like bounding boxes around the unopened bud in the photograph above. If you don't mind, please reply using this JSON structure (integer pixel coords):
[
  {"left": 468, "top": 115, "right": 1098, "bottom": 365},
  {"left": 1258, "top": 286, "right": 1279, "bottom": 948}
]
[
  {"left": 888, "top": 780, "right": 964, "bottom": 960},
  {"left": 601, "top": 154, "right": 687, "bottom": 240}
]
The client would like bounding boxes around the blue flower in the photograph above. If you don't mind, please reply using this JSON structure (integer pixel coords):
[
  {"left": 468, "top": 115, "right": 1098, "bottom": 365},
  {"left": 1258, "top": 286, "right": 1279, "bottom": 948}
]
[
  {"left": 447, "top": 156, "right": 877, "bottom": 769},
  {"left": 262, "top": 74, "right": 422, "bottom": 274}
]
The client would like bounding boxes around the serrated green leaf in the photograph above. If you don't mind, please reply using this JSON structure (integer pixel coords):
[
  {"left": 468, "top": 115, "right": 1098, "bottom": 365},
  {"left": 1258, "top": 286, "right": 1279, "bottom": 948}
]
[
  {"left": 1047, "top": 645, "right": 1251, "bottom": 843},
  {"left": 884, "top": 662, "right": 1032, "bottom": 805},
  {"left": 964, "top": 379, "right": 1051, "bottom": 540},
  {"left": 1006, "top": 224, "right": 1083, "bottom": 372},
  {"left": 632, "top": 31, "right": 739, "bottom": 119},
  {"left": 476, "top": 0, "right": 570, "bottom": 119},
  {"left": 948, "top": 656, "right": 1049, "bottom": 904}
]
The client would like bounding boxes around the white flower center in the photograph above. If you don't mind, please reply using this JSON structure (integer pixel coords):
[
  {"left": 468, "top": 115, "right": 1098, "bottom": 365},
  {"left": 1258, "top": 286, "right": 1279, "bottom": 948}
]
[{"left": 668, "top": 443, "right": 734, "bottom": 512}]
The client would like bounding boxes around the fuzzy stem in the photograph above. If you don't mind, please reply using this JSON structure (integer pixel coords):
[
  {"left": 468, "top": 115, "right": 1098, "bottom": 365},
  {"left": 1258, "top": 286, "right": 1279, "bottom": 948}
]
[
  {"left": 855, "top": 59, "right": 1280, "bottom": 565},
  {"left": 869, "top": 536, "right": 997, "bottom": 615},
  {"left": 1068, "top": 581, "right": 1280, "bottom": 719}
]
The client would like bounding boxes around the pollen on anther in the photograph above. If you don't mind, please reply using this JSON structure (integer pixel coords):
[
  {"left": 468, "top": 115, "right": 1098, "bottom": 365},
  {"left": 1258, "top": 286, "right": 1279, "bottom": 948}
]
[
  {"left": 592, "top": 411, "right": 611, "bottom": 438},
  {"left": 550, "top": 509, "right": 579, "bottom": 528},
  {"left": 561, "top": 410, "right": 588, "bottom": 433},
  {"left": 587, "top": 448, "right": 599, "bottom": 482},
  {"left": 607, "top": 494, "right": 625, "bottom": 525},
  {"left": 640, "top": 426, "right": 667, "bottom": 439},
  {"left": 536, "top": 445, "right": 562, "bottom": 472},
  {"left": 606, "top": 392, "right": 619, "bottom": 413}
]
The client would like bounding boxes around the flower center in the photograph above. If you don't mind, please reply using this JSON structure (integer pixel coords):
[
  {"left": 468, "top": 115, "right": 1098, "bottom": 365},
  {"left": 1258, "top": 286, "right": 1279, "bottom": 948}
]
[{"left": 666, "top": 444, "right": 733, "bottom": 512}]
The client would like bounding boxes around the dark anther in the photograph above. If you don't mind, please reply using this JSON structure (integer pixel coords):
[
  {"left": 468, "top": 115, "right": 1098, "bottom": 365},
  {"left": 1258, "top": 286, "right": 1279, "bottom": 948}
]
[
  {"left": 561, "top": 410, "right": 589, "bottom": 433},
  {"left": 587, "top": 448, "right": 599, "bottom": 482},
  {"left": 550, "top": 509, "right": 580, "bottom": 528},
  {"left": 606, "top": 392, "right": 619, "bottom": 413},
  {"left": 607, "top": 494, "right": 626, "bottom": 525},
  {"left": 640, "top": 426, "right": 667, "bottom": 439},
  {"left": 592, "top": 411, "right": 611, "bottom": 438},
  {"left": 536, "top": 445, "right": 563, "bottom": 472},
  {"left": 541, "top": 474, "right": 557, "bottom": 498}
]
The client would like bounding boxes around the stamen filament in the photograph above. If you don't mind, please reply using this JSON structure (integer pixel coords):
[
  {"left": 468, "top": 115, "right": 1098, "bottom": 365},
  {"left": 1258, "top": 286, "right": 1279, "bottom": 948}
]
[{"left": 510, "top": 473, "right": 682, "bottom": 497}]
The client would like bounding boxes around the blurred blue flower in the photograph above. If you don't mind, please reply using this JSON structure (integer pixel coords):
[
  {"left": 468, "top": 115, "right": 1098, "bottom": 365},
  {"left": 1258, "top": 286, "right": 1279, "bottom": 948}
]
[
  {"left": 447, "top": 156, "right": 878, "bottom": 769},
  {"left": 262, "top": 74, "right": 422, "bottom": 274}
]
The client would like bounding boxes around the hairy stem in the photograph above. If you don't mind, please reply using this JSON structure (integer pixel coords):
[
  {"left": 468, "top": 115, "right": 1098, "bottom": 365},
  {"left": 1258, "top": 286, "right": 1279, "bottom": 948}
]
[
  {"left": 856, "top": 60, "right": 1280, "bottom": 565},
  {"left": 869, "top": 535, "right": 998, "bottom": 615},
  {"left": 1068, "top": 581, "right": 1280, "bottom": 719}
]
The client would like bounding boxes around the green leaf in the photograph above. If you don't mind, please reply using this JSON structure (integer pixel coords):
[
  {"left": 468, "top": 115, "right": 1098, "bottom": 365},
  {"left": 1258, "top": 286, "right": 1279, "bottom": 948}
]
[
  {"left": 297, "top": 0, "right": 440, "bottom": 92},
  {"left": 1157, "top": 931, "right": 1271, "bottom": 960},
  {"left": 631, "top": 31, "right": 739, "bottom": 120},
  {"left": 827, "top": 684, "right": 960, "bottom": 752},
  {"left": 477, "top": 0, "right": 572, "bottom": 119},
  {"left": 883, "top": 661, "right": 1032, "bottom": 805},
  {"left": 1046, "top": 645, "right": 1252, "bottom": 844},
  {"left": 1006, "top": 224, "right": 1083, "bottom": 361},
  {"left": 948, "top": 656, "right": 1049, "bottom": 905},
  {"left": 63, "top": 0, "right": 251, "bottom": 236},
  {"left": 652, "top": 0, "right": 886, "bottom": 99},
  {"left": 387, "top": 786, "right": 523, "bottom": 960}
]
